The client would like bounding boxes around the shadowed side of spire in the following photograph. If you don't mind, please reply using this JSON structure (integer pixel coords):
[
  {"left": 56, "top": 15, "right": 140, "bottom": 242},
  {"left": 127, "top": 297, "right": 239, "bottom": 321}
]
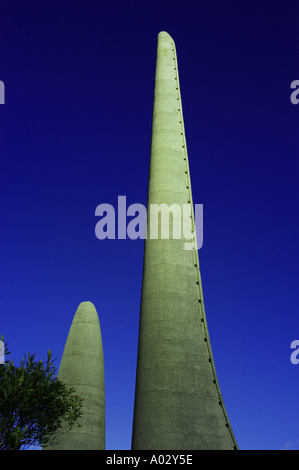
[
  {"left": 131, "top": 32, "right": 238, "bottom": 450},
  {"left": 44, "top": 301, "right": 105, "bottom": 450}
]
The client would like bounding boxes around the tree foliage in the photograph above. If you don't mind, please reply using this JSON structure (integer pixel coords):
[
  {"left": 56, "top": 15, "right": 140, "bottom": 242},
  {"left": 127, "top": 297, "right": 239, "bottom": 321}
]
[{"left": 0, "top": 336, "right": 83, "bottom": 450}]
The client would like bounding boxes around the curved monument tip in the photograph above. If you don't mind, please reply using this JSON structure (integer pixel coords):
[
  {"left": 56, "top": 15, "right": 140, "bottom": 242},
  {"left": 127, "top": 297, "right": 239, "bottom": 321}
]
[
  {"left": 78, "top": 301, "right": 96, "bottom": 308},
  {"left": 74, "top": 301, "right": 99, "bottom": 323},
  {"left": 158, "top": 31, "right": 174, "bottom": 41}
]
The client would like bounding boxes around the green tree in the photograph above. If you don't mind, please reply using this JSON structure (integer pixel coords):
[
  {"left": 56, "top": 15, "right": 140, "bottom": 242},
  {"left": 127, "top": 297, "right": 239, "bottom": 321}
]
[{"left": 0, "top": 336, "right": 83, "bottom": 450}]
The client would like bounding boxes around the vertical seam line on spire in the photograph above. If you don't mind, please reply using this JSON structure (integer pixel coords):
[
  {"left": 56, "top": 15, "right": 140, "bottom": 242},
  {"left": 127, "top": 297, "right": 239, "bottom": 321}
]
[{"left": 171, "top": 41, "right": 238, "bottom": 450}]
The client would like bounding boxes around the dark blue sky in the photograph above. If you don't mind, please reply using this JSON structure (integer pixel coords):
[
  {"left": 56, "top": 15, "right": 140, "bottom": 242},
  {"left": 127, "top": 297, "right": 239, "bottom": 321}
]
[{"left": 1, "top": 1, "right": 298, "bottom": 450}]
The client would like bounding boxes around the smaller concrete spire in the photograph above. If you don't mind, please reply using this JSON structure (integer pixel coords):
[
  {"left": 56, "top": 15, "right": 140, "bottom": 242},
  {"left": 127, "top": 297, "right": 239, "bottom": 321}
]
[{"left": 44, "top": 301, "right": 105, "bottom": 450}]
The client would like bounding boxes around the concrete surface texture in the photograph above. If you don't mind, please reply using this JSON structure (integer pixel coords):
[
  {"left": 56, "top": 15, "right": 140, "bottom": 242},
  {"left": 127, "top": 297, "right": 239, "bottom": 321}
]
[
  {"left": 131, "top": 31, "right": 238, "bottom": 450},
  {"left": 44, "top": 301, "right": 105, "bottom": 450}
]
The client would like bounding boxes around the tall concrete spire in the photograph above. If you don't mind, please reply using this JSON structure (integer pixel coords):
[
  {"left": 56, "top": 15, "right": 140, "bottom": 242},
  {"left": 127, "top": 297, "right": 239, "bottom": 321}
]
[
  {"left": 131, "top": 32, "right": 238, "bottom": 450},
  {"left": 44, "top": 302, "right": 105, "bottom": 450}
]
